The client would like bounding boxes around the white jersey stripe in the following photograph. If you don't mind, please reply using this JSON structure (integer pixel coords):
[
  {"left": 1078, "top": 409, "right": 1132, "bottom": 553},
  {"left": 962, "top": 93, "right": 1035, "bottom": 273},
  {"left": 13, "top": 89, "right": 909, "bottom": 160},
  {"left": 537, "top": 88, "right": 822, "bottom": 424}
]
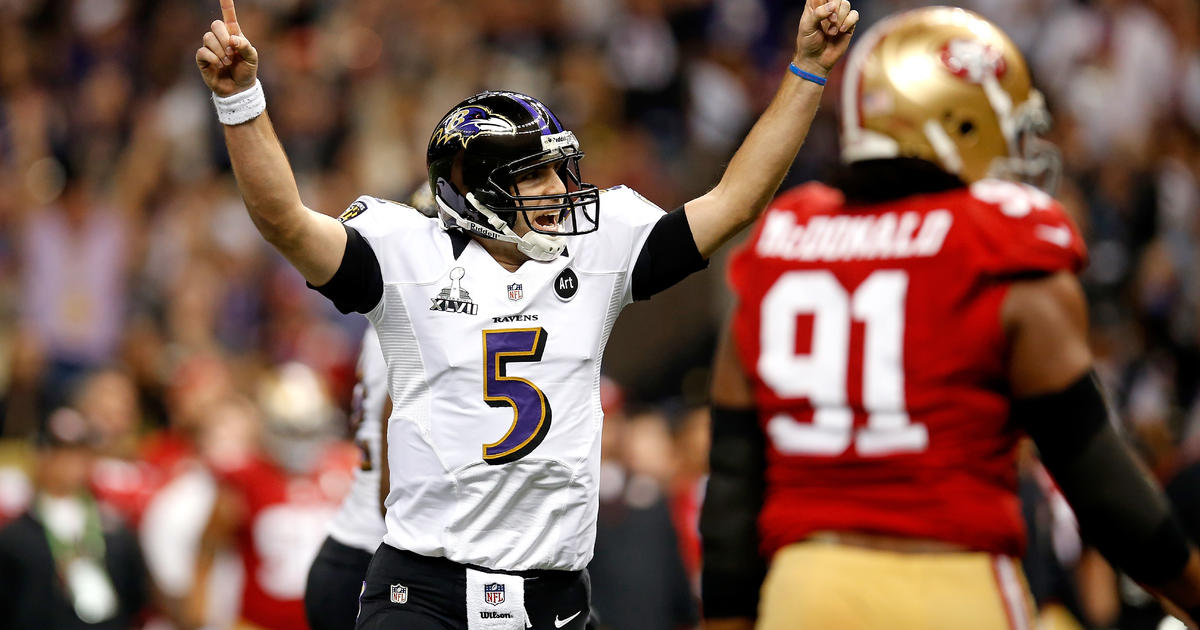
[
  {"left": 991, "top": 555, "right": 1031, "bottom": 630},
  {"left": 325, "top": 328, "right": 389, "bottom": 552}
]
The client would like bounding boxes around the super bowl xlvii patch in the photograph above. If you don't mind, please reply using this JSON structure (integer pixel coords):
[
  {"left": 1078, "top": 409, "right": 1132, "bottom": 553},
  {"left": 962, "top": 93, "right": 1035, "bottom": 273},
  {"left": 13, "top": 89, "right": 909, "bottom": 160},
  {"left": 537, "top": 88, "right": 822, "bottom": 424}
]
[
  {"left": 338, "top": 200, "right": 368, "bottom": 223},
  {"left": 483, "top": 583, "right": 505, "bottom": 606},
  {"left": 390, "top": 583, "right": 408, "bottom": 604},
  {"left": 431, "top": 267, "right": 479, "bottom": 315}
]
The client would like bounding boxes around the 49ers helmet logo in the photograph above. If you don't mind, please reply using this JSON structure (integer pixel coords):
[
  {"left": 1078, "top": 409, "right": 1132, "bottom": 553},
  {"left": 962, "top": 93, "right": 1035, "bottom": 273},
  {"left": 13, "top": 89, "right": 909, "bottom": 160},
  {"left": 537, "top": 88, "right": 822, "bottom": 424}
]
[{"left": 939, "top": 39, "right": 1007, "bottom": 84}]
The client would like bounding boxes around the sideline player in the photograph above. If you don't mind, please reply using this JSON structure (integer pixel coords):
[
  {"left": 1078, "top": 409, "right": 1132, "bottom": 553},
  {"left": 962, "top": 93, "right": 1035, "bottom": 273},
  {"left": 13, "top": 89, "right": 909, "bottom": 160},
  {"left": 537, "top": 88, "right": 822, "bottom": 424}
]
[
  {"left": 195, "top": 1, "right": 859, "bottom": 629},
  {"left": 304, "top": 327, "right": 388, "bottom": 630},
  {"left": 185, "top": 367, "right": 349, "bottom": 630},
  {"left": 701, "top": 7, "right": 1200, "bottom": 630}
]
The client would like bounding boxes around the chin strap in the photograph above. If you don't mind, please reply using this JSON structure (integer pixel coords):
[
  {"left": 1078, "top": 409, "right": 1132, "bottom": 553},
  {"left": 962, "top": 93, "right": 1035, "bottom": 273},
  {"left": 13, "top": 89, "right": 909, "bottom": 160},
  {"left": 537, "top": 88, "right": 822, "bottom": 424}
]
[
  {"left": 465, "top": 193, "right": 565, "bottom": 261},
  {"left": 434, "top": 191, "right": 567, "bottom": 261}
]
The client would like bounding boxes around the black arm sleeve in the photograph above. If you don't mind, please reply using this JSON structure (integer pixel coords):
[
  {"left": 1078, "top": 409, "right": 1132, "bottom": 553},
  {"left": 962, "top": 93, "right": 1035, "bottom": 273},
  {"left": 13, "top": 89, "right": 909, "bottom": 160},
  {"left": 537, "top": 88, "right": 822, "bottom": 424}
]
[
  {"left": 1013, "top": 371, "right": 1192, "bottom": 585},
  {"left": 307, "top": 225, "right": 384, "bottom": 315},
  {"left": 700, "top": 406, "right": 767, "bottom": 619},
  {"left": 631, "top": 207, "right": 709, "bottom": 302}
]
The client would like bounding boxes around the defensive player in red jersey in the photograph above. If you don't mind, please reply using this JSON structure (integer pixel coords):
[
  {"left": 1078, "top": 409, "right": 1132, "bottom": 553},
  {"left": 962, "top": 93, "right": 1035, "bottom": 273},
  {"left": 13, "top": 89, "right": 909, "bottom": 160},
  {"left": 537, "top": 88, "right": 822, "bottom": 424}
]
[
  {"left": 184, "top": 365, "right": 354, "bottom": 630},
  {"left": 701, "top": 7, "right": 1200, "bottom": 630}
]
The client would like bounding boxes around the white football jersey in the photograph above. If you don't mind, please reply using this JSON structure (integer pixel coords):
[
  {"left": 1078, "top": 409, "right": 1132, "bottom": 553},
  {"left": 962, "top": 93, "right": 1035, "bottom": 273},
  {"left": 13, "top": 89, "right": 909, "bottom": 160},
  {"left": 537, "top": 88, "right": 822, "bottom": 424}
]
[
  {"left": 343, "top": 186, "right": 663, "bottom": 571},
  {"left": 325, "top": 327, "right": 389, "bottom": 553}
]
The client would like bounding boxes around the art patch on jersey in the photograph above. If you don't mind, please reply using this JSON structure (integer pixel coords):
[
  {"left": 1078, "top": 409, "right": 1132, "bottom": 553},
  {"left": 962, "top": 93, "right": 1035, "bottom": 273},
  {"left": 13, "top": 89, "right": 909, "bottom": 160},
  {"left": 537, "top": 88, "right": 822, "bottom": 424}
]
[
  {"left": 431, "top": 267, "right": 479, "bottom": 315},
  {"left": 507, "top": 282, "right": 523, "bottom": 301},
  {"left": 554, "top": 268, "right": 578, "bottom": 301},
  {"left": 484, "top": 583, "right": 505, "bottom": 606},
  {"left": 390, "top": 583, "right": 409, "bottom": 604},
  {"left": 338, "top": 200, "right": 368, "bottom": 223},
  {"left": 431, "top": 105, "right": 517, "bottom": 148}
]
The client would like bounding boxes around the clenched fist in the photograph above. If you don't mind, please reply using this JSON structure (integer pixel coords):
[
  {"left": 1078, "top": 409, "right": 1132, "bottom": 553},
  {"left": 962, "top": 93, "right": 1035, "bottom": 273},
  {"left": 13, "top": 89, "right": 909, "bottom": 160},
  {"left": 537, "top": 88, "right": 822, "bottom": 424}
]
[
  {"left": 794, "top": 0, "right": 860, "bottom": 74},
  {"left": 196, "top": 0, "right": 259, "bottom": 97}
]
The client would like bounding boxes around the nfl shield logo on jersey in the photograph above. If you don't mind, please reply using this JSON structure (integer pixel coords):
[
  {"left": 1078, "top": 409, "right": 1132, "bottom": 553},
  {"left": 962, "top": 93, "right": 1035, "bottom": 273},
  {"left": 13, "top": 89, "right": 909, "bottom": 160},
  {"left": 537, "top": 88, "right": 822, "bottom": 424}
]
[
  {"left": 484, "top": 583, "right": 505, "bottom": 606},
  {"left": 507, "top": 283, "right": 523, "bottom": 301},
  {"left": 390, "top": 583, "right": 408, "bottom": 604}
]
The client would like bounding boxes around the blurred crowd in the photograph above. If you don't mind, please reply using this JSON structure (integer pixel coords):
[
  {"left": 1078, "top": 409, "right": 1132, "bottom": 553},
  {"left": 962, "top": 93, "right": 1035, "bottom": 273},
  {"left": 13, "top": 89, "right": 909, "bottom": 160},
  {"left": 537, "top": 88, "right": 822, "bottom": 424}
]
[{"left": 0, "top": 0, "right": 1198, "bottom": 628}]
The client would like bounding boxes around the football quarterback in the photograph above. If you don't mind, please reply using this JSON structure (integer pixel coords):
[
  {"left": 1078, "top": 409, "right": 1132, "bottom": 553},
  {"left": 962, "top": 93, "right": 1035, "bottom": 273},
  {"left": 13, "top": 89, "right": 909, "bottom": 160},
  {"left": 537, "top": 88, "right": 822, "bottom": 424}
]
[{"left": 195, "top": 0, "right": 859, "bottom": 628}]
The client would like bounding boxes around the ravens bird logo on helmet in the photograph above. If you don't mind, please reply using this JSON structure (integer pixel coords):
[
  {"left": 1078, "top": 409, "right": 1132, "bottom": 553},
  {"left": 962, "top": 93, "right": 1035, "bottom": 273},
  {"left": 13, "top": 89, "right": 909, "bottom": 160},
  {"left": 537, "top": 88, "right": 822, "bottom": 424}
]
[{"left": 430, "top": 106, "right": 518, "bottom": 149}]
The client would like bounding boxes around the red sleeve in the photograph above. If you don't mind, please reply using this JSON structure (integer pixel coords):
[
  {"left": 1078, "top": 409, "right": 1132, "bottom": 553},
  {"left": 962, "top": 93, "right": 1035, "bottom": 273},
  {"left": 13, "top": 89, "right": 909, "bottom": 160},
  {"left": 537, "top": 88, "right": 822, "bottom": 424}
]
[
  {"left": 210, "top": 456, "right": 262, "bottom": 491},
  {"left": 960, "top": 180, "right": 1087, "bottom": 277}
]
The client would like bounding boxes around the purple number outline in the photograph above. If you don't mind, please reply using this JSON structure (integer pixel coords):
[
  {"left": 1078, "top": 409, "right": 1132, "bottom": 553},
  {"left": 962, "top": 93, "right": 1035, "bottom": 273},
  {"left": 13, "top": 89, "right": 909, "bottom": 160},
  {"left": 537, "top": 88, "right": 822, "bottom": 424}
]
[{"left": 481, "top": 328, "right": 552, "bottom": 464}]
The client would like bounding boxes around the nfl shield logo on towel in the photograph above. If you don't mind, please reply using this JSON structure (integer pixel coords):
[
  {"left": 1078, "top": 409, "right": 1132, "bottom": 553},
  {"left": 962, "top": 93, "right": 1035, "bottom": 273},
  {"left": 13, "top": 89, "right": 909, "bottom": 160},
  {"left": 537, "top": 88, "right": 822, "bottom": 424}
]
[
  {"left": 484, "top": 583, "right": 505, "bottom": 606},
  {"left": 390, "top": 584, "right": 408, "bottom": 604},
  {"left": 507, "top": 283, "right": 523, "bottom": 301}
]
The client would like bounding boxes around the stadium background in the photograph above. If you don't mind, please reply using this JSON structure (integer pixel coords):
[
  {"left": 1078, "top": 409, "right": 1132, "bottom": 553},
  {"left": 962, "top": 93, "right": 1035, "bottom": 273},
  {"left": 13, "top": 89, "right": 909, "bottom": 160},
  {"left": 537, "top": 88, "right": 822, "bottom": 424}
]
[{"left": 0, "top": 0, "right": 1198, "bottom": 628}]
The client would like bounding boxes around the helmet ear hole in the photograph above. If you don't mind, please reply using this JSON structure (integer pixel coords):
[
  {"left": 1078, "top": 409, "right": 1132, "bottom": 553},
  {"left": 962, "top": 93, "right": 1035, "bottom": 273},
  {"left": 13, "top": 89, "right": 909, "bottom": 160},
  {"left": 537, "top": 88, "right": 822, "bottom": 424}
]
[
  {"left": 957, "top": 118, "right": 979, "bottom": 147},
  {"left": 942, "top": 110, "right": 980, "bottom": 148},
  {"left": 941, "top": 110, "right": 976, "bottom": 134}
]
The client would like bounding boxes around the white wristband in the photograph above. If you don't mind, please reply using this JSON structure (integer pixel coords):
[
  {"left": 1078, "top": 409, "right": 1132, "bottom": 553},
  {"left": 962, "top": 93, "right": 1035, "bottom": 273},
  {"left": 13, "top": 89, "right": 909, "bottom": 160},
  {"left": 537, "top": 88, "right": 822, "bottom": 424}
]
[{"left": 212, "top": 80, "right": 266, "bottom": 125}]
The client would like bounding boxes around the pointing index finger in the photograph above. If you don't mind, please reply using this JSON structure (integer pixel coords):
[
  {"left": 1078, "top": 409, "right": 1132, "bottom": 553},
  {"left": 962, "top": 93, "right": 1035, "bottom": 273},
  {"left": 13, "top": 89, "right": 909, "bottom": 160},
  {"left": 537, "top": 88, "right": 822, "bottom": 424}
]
[{"left": 220, "top": 0, "right": 241, "bottom": 35}]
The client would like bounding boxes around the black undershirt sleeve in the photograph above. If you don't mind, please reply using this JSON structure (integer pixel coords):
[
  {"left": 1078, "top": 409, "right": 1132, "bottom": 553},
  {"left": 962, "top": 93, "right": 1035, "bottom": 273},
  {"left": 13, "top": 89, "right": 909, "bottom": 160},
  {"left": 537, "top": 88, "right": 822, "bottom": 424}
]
[
  {"left": 631, "top": 207, "right": 709, "bottom": 301},
  {"left": 307, "top": 224, "right": 384, "bottom": 315},
  {"left": 1013, "top": 371, "right": 1192, "bottom": 586},
  {"left": 700, "top": 406, "right": 767, "bottom": 619}
]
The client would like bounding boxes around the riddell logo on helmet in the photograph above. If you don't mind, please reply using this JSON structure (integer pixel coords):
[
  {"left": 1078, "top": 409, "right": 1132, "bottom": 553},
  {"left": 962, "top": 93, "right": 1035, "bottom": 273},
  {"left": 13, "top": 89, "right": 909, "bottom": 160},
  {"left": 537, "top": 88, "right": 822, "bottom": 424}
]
[{"left": 540, "top": 131, "right": 578, "bottom": 151}]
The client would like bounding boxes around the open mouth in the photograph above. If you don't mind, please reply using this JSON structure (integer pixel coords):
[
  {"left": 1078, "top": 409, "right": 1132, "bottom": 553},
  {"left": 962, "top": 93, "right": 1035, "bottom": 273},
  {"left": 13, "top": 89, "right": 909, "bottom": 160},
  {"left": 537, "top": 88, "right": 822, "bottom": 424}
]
[{"left": 532, "top": 212, "right": 562, "bottom": 231}]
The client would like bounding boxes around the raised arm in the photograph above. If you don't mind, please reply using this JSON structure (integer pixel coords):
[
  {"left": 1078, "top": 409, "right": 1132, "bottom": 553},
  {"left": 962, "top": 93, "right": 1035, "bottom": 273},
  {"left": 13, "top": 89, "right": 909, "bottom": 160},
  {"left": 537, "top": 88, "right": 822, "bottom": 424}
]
[
  {"left": 1005, "top": 272, "right": 1200, "bottom": 626},
  {"left": 684, "top": 0, "right": 859, "bottom": 257},
  {"left": 196, "top": 0, "right": 346, "bottom": 285}
]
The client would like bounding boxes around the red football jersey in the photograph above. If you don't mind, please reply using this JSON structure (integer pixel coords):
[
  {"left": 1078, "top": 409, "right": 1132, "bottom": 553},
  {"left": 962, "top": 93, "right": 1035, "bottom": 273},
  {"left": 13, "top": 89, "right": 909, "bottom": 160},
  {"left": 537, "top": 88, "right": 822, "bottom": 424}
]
[
  {"left": 91, "top": 431, "right": 197, "bottom": 525},
  {"left": 728, "top": 180, "right": 1087, "bottom": 558},
  {"left": 217, "top": 449, "right": 352, "bottom": 630}
]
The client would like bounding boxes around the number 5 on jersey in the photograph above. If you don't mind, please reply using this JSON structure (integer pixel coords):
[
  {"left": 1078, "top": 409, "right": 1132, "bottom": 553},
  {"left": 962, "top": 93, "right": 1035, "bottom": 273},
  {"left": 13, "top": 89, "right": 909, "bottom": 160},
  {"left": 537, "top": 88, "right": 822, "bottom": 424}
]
[
  {"left": 759, "top": 270, "right": 927, "bottom": 457},
  {"left": 482, "top": 328, "right": 553, "bottom": 464}
]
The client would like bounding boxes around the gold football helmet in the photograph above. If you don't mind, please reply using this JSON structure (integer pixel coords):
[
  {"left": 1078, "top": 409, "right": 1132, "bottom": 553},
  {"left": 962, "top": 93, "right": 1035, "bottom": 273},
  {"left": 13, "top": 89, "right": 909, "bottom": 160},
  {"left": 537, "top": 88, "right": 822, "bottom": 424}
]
[{"left": 841, "top": 6, "right": 1059, "bottom": 191}]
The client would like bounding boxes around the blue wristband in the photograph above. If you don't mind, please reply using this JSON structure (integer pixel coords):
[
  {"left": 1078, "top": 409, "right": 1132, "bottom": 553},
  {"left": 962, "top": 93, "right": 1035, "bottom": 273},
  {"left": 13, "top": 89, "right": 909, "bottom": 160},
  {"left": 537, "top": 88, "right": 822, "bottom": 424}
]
[{"left": 788, "top": 63, "right": 827, "bottom": 86}]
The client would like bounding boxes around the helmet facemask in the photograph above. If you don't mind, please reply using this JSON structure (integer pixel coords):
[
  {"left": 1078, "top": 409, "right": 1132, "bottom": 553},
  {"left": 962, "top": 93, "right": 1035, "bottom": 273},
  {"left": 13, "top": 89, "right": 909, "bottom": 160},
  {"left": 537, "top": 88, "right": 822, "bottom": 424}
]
[
  {"left": 986, "top": 90, "right": 1062, "bottom": 194},
  {"left": 480, "top": 139, "right": 600, "bottom": 238}
]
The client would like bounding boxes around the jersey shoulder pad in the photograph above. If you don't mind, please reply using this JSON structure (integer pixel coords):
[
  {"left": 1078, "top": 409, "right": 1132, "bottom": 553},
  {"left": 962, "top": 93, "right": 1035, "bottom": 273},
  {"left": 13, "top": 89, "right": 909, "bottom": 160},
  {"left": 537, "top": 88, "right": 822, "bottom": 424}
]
[
  {"left": 957, "top": 179, "right": 1087, "bottom": 277},
  {"left": 769, "top": 181, "right": 844, "bottom": 217},
  {"left": 728, "top": 182, "right": 842, "bottom": 292},
  {"left": 574, "top": 185, "right": 666, "bottom": 272},
  {"left": 598, "top": 185, "right": 666, "bottom": 228},
  {"left": 339, "top": 195, "right": 434, "bottom": 240}
]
